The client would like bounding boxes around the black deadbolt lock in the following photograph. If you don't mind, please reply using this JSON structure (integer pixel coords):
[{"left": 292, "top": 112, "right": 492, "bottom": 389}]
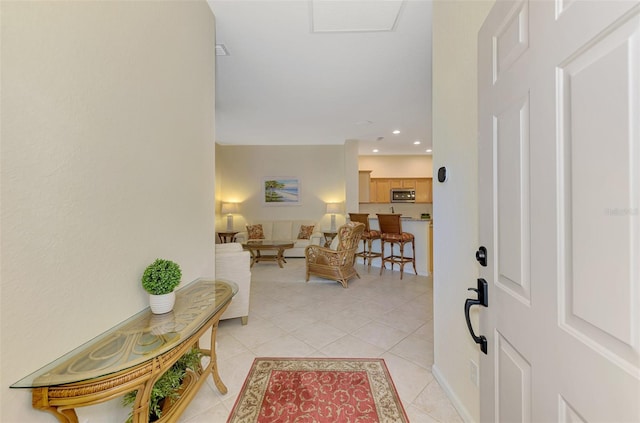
[{"left": 476, "top": 246, "right": 487, "bottom": 267}]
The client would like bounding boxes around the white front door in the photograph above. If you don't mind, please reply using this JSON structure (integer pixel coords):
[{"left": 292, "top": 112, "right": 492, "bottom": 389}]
[{"left": 477, "top": 1, "right": 639, "bottom": 421}]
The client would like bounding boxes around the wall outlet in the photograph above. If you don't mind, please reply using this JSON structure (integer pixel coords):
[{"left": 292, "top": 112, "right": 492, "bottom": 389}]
[{"left": 470, "top": 360, "right": 479, "bottom": 387}]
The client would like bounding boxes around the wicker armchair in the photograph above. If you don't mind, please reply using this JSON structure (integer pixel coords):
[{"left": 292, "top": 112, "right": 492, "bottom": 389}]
[{"left": 305, "top": 222, "right": 365, "bottom": 288}]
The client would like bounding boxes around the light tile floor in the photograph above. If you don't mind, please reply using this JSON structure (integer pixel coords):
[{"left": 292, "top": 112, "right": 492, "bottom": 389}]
[{"left": 179, "top": 258, "right": 462, "bottom": 422}]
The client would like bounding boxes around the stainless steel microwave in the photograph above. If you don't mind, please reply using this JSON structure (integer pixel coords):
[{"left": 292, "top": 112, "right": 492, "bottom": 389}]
[{"left": 391, "top": 189, "right": 416, "bottom": 203}]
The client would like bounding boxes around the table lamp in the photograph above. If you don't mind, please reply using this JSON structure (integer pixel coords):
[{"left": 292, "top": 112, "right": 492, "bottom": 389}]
[
  {"left": 221, "top": 202, "right": 239, "bottom": 231},
  {"left": 326, "top": 203, "right": 341, "bottom": 232}
]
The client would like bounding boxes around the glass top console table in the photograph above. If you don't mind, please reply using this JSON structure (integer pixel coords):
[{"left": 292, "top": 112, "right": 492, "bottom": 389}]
[{"left": 11, "top": 278, "right": 237, "bottom": 423}]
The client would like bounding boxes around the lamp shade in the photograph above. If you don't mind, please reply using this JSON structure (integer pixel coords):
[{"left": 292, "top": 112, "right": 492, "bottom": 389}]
[
  {"left": 221, "top": 202, "right": 238, "bottom": 215},
  {"left": 326, "top": 203, "right": 341, "bottom": 214}
]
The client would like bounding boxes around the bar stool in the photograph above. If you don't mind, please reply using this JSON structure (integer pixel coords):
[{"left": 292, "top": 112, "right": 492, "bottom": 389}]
[
  {"left": 348, "top": 213, "right": 381, "bottom": 269},
  {"left": 376, "top": 213, "right": 416, "bottom": 279}
]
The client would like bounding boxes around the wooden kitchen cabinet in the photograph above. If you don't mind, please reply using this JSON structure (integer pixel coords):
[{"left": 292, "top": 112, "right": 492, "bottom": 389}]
[
  {"left": 373, "top": 179, "right": 391, "bottom": 203},
  {"left": 415, "top": 178, "right": 432, "bottom": 203},
  {"left": 367, "top": 178, "right": 432, "bottom": 203},
  {"left": 368, "top": 179, "right": 390, "bottom": 203},
  {"left": 358, "top": 171, "right": 371, "bottom": 202},
  {"left": 390, "top": 179, "right": 416, "bottom": 189}
]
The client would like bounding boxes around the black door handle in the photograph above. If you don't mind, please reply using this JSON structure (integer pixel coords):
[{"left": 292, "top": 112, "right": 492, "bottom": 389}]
[{"left": 465, "top": 278, "right": 488, "bottom": 354}]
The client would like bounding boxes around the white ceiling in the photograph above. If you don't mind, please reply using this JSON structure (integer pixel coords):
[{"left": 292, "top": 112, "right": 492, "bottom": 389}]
[{"left": 208, "top": 0, "right": 432, "bottom": 156}]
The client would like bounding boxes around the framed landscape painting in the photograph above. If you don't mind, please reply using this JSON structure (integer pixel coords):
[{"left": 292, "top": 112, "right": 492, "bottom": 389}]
[{"left": 262, "top": 177, "right": 301, "bottom": 205}]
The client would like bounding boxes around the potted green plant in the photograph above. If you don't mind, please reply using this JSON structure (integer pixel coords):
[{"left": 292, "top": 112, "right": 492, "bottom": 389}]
[
  {"left": 123, "top": 347, "right": 202, "bottom": 422},
  {"left": 142, "top": 258, "right": 182, "bottom": 314}
]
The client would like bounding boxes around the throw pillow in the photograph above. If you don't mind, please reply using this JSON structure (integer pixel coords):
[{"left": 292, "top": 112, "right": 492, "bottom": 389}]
[
  {"left": 297, "top": 225, "right": 315, "bottom": 240},
  {"left": 247, "top": 224, "right": 265, "bottom": 240}
]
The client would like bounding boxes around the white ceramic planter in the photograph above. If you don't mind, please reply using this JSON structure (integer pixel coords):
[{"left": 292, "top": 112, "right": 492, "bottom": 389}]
[{"left": 149, "top": 291, "right": 176, "bottom": 314}]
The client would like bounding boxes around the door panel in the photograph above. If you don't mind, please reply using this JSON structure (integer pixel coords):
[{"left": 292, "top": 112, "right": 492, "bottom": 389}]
[
  {"left": 558, "top": 11, "right": 639, "bottom": 365},
  {"left": 479, "top": 1, "right": 640, "bottom": 422},
  {"left": 558, "top": 397, "right": 587, "bottom": 423},
  {"left": 494, "top": 1, "right": 529, "bottom": 83},
  {"left": 496, "top": 95, "right": 531, "bottom": 304},
  {"left": 496, "top": 331, "right": 531, "bottom": 423}
]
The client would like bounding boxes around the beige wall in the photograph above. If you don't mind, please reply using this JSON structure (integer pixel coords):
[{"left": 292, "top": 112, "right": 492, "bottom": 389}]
[
  {"left": 359, "top": 155, "right": 433, "bottom": 178},
  {"left": 0, "top": 2, "right": 215, "bottom": 421},
  {"left": 431, "top": 1, "right": 494, "bottom": 422},
  {"left": 216, "top": 145, "right": 355, "bottom": 231}
]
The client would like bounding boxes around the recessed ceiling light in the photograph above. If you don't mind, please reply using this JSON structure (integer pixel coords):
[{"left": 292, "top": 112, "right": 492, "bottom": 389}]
[
  {"left": 413, "top": 141, "right": 421, "bottom": 145},
  {"left": 373, "top": 149, "right": 379, "bottom": 153},
  {"left": 392, "top": 130, "right": 401, "bottom": 135},
  {"left": 426, "top": 149, "right": 432, "bottom": 153}
]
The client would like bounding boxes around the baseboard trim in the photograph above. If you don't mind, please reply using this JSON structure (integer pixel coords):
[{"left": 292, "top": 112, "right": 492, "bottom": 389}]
[{"left": 431, "top": 363, "right": 476, "bottom": 423}]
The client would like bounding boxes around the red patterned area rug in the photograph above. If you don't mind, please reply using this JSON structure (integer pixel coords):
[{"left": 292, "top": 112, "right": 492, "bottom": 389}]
[{"left": 227, "top": 357, "right": 409, "bottom": 423}]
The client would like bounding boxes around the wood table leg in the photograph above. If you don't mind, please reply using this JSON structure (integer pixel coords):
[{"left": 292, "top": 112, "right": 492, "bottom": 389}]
[
  {"left": 199, "top": 321, "right": 227, "bottom": 395},
  {"left": 32, "top": 388, "right": 79, "bottom": 423},
  {"left": 208, "top": 322, "right": 227, "bottom": 394},
  {"left": 276, "top": 247, "right": 288, "bottom": 268},
  {"left": 247, "top": 249, "right": 257, "bottom": 267},
  {"left": 34, "top": 405, "right": 78, "bottom": 422},
  {"left": 131, "top": 378, "right": 155, "bottom": 423}
]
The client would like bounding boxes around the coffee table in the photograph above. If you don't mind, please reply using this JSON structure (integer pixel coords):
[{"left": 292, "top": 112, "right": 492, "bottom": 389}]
[{"left": 242, "top": 240, "right": 295, "bottom": 268}]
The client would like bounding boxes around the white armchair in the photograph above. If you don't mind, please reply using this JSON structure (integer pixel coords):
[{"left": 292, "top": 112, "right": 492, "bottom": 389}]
[{"left": 215, "top": 243, "right": 251, "bottom": 324}]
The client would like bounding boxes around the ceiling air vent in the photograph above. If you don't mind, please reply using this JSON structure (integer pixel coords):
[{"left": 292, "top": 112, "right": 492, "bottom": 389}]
[{"left": 215, "top": 44, "right": 229, "bottom": 56}]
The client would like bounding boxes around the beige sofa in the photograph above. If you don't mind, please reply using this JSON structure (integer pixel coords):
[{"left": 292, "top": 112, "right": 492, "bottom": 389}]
[
  {"left": 215, "top": 243, "right": 251, "bottom": 324},
  {"left": 235, "top": 220, "right": 323, "bottom": 257}
]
